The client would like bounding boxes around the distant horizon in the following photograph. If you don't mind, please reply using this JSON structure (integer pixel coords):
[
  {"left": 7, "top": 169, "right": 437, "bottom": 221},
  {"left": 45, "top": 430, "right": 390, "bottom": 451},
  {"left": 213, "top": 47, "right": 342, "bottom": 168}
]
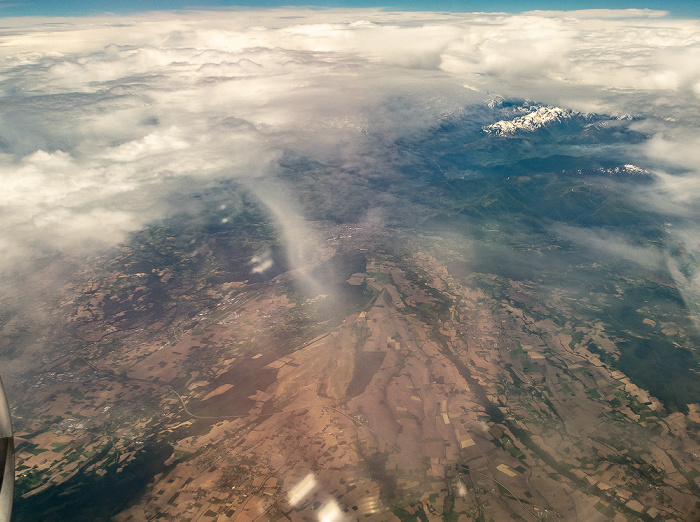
[{"left": 1, "top": 0, "right": 699, "bottom": 18}]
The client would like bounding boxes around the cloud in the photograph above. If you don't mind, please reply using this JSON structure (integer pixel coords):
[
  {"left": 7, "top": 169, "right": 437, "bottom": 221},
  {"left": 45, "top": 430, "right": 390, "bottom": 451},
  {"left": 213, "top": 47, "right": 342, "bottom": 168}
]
[
  {"left": 439, "top": 12, "right": 700, "bottom": 114},
  {"left": 552, "top": 224, "right": 665, "bottom": 270},
  {"left": 0, "top": 7, "right": 699, "bottom": 302},
  {"left": 524, "top": 9, "right": 669, "bottom": 18}
]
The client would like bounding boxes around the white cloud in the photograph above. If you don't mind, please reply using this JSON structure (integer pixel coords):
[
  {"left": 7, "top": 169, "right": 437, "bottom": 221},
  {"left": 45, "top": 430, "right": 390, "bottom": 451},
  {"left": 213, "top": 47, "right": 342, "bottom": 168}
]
[
  {"left": 524, "top": 9, "right": 669, "bottom": 18},
  {"left": 101, "top": 127, "right": 190, "bottom": 162},
  {"left": 0, "top": 7, "right": 699, "bottom": 288},
  {"left": 552, "top": 224, "right": 665, "bottom": 270}
]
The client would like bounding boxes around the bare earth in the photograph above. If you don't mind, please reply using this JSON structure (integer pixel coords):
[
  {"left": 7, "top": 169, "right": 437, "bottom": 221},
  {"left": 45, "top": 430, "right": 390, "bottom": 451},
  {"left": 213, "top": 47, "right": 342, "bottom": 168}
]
[{"left": 8, "top": 228, "right": 700, "bottom": 522}]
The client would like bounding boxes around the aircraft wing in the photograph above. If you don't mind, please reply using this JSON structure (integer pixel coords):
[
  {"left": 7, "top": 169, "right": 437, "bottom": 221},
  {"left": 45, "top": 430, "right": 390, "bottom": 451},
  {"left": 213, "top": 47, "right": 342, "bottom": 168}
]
[{"left": 0, "top": 376, "right": 13, "bottom": 522}]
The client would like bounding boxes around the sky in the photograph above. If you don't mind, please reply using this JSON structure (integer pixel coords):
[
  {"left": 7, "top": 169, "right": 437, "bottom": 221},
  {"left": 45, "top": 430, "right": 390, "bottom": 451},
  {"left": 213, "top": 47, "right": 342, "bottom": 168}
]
[{"left": 1, "top": 0, "right": 700, "bottom": 17}]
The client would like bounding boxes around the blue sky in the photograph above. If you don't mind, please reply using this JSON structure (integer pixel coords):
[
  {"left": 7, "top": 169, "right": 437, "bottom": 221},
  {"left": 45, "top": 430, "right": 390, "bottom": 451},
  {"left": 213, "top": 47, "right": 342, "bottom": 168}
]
[{"left": 2, "top": 0, "right": 699, "bottom": 17}]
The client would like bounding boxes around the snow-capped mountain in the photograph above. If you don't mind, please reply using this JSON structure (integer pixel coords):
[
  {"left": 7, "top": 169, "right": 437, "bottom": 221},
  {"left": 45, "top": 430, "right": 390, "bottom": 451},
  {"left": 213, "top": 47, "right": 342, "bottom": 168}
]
[
  {"left": 594, "top": 164, "right": 650, "bottom": 177},
  {"left": 608, "top": 164, "right": 646, "bottom": 175},
  {"left": 483, "top": 106, "right": 576, "bottom": 136}
]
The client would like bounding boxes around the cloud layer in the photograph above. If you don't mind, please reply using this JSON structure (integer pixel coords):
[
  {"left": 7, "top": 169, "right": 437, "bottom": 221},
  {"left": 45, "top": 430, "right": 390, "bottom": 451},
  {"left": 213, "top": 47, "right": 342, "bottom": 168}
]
[{"left": 1, "top": 8, "right": 699, "bottom": 288}]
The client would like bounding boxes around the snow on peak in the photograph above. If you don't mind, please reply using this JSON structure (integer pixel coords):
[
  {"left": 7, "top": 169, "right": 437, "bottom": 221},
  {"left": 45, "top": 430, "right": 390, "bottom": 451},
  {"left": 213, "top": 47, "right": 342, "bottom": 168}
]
[
  {"left": 596, "top": 164, "right": 648, "bottom": 176},
  {"left": 623, "top": 164, "right": 646, "bottom": 174},
  {"left": 485, "top": 95, "right": 506, "bottom": 109},
  {"left": 483, "top": 106, "right": 575, "bottom": 136}
]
